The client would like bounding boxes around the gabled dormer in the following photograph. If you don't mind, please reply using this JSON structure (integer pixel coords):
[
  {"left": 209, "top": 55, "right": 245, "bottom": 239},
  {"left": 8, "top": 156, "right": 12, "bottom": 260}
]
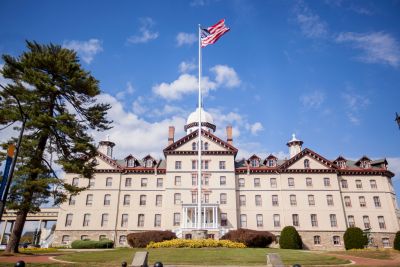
[
  {"left": 125, "top": 154, "right": 139, "bottom": 167},
  {"left": 143, "top": 155, "right": 156, "bottom": 168},
  {"left": 356, "top": 156, "right": 371, "bottom": 169},
  {"left": 264, "top": 154, "right": 277, "bottom": 167},
  {"left": 248, "top": 154, "right": 261, "bottom": 167},
  {"left": 334, "top": 156, "right": 347, "bottom": 169}
]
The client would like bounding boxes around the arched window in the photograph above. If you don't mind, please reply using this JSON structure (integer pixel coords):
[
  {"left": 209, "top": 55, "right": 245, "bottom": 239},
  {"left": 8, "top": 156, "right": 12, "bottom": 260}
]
[
  {"left": 106, "top": 177, "right": 112, "bottom": 187},
  {"left": 204, "top": 142, "right": 209, "bottom": 151},
  {"left": 304, "top": 159, "right": 310, "bottom": 168},
  {"left": 104, "top": 194, "right": 111, "bottom": 205},
  {"left": 192, "top": 142, "right": 196, "bottom": 151}
]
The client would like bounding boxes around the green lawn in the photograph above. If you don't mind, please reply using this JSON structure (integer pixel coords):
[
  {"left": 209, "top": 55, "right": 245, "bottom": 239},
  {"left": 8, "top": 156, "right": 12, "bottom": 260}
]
[
  {"left": 52, "top": 248, "right": 349, "bottom": 266},
  {"left": 330, "top": 248, "right": 399, "bottom": 260}
]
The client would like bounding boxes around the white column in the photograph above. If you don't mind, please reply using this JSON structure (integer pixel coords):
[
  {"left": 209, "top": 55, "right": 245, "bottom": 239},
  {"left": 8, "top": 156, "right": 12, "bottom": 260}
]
[
  {"left": 182, "top": 207, "right": 186, "bottom": 228},
  {"left": 213, "top": 207, "right": 216, "bottom": 228}
]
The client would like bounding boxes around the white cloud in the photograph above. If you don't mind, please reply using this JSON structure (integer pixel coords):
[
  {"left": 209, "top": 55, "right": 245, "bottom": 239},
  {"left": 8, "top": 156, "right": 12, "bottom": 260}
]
[
  {"left": 150, "top": 104, "right": 187, "bottom": 118},
  {"left": 249, "top": 122, "right": 264, "bottom": 135},
  {"left": 116, "top": 82, "right": 135, "bottom": 100},
  {"left": 336, "top": 32, "right": 400, "bottom": 67},
  {"left": 210, "top": 65, "right": 241, "bottom": 88},
  {"left": 300, "top": 90, "right": 325, "bottom": 109},
  {"left": 293, "top": 1, "right": 328, "bottom": 38},
  {"left": 179, "top": 61, "right": 196, "bottom": 73},
  {"left": 388, "top": 157, "right": 400, "bottom": 182},
  {"left": 176, "top": 32, "right": 197, "bottom": 46},
  {"left": 63, "top": 39, "right": 103, "bottom": 64},
  {"left": 190, "top": 0, "right": 206, "bottom": 7},
  {"left": 342, "top": 91, "right": 370, "bottom": 125},
  {"left": 132, "top": 96, "right": 147, "bottom": 115},
  {"left": 127, "top": 17, "right": 159, "bottom": 44}
]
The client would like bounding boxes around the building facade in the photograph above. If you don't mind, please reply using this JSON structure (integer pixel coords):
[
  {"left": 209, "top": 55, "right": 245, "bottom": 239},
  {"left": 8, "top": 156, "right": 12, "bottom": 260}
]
[{"left": 52, "top": 107, "right": 400, "bottom": 250}]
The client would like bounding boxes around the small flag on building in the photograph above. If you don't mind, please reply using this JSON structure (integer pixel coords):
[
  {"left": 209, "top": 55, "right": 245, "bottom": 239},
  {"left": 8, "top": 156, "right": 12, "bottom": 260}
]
[{"left": 201, "top": 19, "right": 230, "bottom": 47}]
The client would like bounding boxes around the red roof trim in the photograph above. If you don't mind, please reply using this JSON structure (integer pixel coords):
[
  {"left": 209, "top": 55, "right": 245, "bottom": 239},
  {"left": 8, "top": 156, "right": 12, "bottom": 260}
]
[{"left": 278, "top": 148, "right": 337, "bottom": 170}]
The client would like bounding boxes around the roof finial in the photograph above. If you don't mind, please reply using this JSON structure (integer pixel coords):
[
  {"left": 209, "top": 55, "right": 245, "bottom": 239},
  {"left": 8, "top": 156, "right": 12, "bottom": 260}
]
[{"left": 106, "top": 134, "right": 110, "bottom": 141}]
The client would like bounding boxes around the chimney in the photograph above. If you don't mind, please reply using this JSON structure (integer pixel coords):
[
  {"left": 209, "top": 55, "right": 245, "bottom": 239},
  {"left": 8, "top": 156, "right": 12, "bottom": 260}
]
[
  {"left": 226, "top": 126, "right": 233, "bottom": 145},
  {"left": 168, "top": 126, "right": 175, "bottom": 145}
]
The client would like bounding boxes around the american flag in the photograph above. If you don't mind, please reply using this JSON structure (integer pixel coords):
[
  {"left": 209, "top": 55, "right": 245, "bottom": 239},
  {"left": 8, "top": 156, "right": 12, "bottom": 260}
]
[{"left": 201, "top": 19, "right": 230, "bottom": 48}]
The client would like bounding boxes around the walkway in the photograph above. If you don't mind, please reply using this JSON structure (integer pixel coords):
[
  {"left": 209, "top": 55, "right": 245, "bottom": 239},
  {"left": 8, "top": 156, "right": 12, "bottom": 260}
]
[{"left": 327, "top": 252, "right": 400, "bottom": 266}]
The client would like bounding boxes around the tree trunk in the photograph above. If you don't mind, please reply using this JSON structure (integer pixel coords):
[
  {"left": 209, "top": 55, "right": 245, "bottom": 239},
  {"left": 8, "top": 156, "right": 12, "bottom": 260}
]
[{"left": 4, "top": 209, "right": 29, "bottom": 253}]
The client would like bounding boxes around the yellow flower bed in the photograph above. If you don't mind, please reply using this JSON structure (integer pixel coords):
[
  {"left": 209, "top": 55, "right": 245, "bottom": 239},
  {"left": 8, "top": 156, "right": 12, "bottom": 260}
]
[
  {"left": 147, "top": 238, "right": 246, "bottom": 248},
  {"left": 19, "top": 247, "right": 59, "bottom": 253}
]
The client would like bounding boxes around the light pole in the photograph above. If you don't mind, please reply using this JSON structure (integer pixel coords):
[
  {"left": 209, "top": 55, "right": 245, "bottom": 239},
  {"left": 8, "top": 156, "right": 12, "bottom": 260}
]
[{"left": 396, "top": 112, "right": 400, "bottom": 129}]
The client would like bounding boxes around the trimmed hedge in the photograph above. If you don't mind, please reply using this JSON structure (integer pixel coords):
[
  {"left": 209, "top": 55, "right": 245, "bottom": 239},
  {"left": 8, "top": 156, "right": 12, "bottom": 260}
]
[
  {"left": 127, "top": 230, "right": 176, "bottom": 248},
  {"left": 394, "top": 231, "right": 400, "bottom": 250},
  {"left": 147, "top": 239, "right": 246, "bottom": 248},
  {"left": 343, "top": 227, "right": 368, "bottom": 250},
  {"left": 220, "top": 228, "right": 275, "bottom": 248},
  {"left": 71, "top": 239, "right": 114, "bottom": 249},
  {"left": 279, "top": 226, "right": 302, "bottom": 249}
]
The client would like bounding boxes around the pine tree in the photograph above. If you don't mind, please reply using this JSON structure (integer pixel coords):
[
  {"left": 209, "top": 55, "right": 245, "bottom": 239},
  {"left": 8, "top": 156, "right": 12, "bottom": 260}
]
[{"left": 0, "top": 41, "right": 111, "bottom": 253}]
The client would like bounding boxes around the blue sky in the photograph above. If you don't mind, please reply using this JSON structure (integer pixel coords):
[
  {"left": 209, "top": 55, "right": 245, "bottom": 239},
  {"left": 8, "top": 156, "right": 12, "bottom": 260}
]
[{"left": 1, "top": 0, "right": 400, "bottom": 195}]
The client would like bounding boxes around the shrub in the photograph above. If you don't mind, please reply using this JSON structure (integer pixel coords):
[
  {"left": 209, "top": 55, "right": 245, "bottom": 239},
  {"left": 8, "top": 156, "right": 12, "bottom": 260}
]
[
  {"left": 127, "top": 231, "right": 176, "bottom": 248},
  {"left": 220, "top": 228, "right": 275, "bottom": 248},
  {"left": 147, "top": 238, "right": 246, "bottom": 248},
  {"left": 279, "top": 226, "right": 302, "bottom": 249},
  {"left": 343, "top": 227, "right": 368, "bottom": 250},
  {"left": 394, "top": 231, "right": 400, "bottom": 250},
  {"left": 71, "top": 239, "right": 114, "bottom": 249}
]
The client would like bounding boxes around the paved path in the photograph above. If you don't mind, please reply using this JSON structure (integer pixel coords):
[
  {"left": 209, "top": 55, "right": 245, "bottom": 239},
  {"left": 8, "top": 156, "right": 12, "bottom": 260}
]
[{"left": 327, "top": 253, "right": 400, "bottom": 266}]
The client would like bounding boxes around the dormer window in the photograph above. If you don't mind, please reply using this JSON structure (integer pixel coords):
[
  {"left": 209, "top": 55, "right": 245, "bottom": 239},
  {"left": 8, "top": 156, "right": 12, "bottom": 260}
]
[
  {"left": 267, "top": 159, "right": 276, "bottom": 167},
  {"left": 250, "top": 159, "right": 259, "bottom": 167},
  {"left": 146, "top": 160, "right": 153, "bottom": 168},
  {"left": 360, "top": 161, "right": 371, "bottom": 169},
  {"left": 127, "top": 158, "right": 134, "bottom": 167},
  {"left": 304, "top": 159, "right": 310, "bottom": 169},
  {"left": 338, "top": 161, "right": 346, "bottom": 169}
]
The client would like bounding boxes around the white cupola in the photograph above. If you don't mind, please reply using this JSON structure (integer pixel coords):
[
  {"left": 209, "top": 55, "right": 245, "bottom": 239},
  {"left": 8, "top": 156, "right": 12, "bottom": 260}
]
[
  {"left": 287, "top": 134, "right": 303, "bottom": 158},
  {"left": 184, "top": 107, "right": 216, "bottom": 134},
  {"left": 98, "top": 135, "right": 115, "bottom": 158}
]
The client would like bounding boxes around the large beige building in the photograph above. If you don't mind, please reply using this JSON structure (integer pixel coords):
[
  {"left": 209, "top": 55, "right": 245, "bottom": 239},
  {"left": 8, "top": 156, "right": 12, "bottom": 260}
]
[{"left": 53, "top": 107, "right": 400, "bottom": 250}]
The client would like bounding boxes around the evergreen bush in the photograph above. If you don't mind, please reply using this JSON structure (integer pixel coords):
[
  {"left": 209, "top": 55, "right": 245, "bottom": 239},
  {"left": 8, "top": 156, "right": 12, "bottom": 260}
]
[
  {"left": 393, "top": 231, "right": 400, "bottom": 250},
  {"left": 127, "top": 231, "right": 176, "bottom": 248},
  {"left": 71, "top": 239, "right": 114, "bottom": 249},
  {"left": 343, "top": 227, "right": 368, "bottom": 250},
  {"left": 220, "top": 228, "right": 275, "bottom": 247},
  {"left": 279, "top": 226, "right": 302, "bottom": 249}
]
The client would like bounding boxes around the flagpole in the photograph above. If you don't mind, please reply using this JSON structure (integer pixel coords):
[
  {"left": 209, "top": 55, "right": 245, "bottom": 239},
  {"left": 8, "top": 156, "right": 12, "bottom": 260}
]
[{"left": 197, "top": 24, "right": 202, "bottom": 230}]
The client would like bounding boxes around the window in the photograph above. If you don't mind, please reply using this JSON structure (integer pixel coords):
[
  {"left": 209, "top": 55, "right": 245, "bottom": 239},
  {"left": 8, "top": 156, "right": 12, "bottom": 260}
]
[
  {"left": 327, "top": 195, "right": 334, "bottom": 206},
  {"left": 157, "top": 178, "right": 163, "bottom": 188},
  {"left": 304, "top": 159, "right": 310, "bottom": 168},
  {"left": 127, "top": 158, "right": 134, "bottom": 167},
  {"left": 306, "top": 177, "right": 312, "bottom": 187},
  {"left": 344, "top": 196, "right": 352, "bottom": 207},
  {"left": 370, "top": 180, "right": 377, "bottom": 189},
  {"left": 101, "top": 213, "right": 109, "bottom": 227},
  {"left": 255, "top": 195, "right": 262, "bottom": 206},
  {"left": 254, "top": 178, "right": 260, "bottom": 187},
  {"left": 221, "top": 213, "right": 227, "bottom": 226},
  {"left": 363, "top": 216, "right": 371, "bottom": 229},
  {"left": 125, "top": 178, "right": 132, "bottom": 187},
  {"left": 270, "top": 178, "right": 277, "bottom": 188},
  {"left": 250, "top": 158, "right": 259, "bottom": 167},
  {"left": 65, "top": 214, "right": 73, "bottom": 227},
  {"left": 192, "top": 142, "right": 196, "bottom": 150},
  {"left": 359, "top": 196, "right": 366, "bottom": 207},
  {"left": 121, "top": 213, "right": 128, "bottom": 227},
  {"left": 81, "top": 236, "right": 90, "bottom": 242},
  {"left": 62, "top": 235, "right": 70, "bottom": 244},
  {"left": 203, "top": 160, "right": 209, "bottom": 170},
  {"left": 192, "top": 174, "right": 197, "bottom": 186},
  {"left": 273, "top": 214, "right": 280, "bottom": 227},
  {"left": 272, "top": 195, "right": 279, "bottom": 206},
  {"left": 330, "top": 214, "right": 337, "bottom": 227},
  {"left": 174, "top": 176, "right": 181, "bottom": 186},
  {"left": 314, "top": 235, "right": 321, "bottom": 245},
  {"left": 86, "top": 194, "right": 93, "bottom": 206},
  {"left": 378, "top": 216, "right": 386, "bottom": 229},
  {"left": 239, "top": 195, "right": 246, "bottom": 206},
  {"left": 333, "top": 236, "right": 341, "bottom": 245},
  {"left": 238, "top": 178, "right": 245, "bottom": 187},
  {"left": 173, "top": 213, "right": 180, "bottom": 226},
  {"left": 174, "top": 193, "right": 181, "bottom": 204},
  {"left": 141, "top": 178, "right": 147, "bottom": 187},
  {"left": 104, "top": 194, "right": 111, "bottom": 206},
  {"left": 69, "top": 195, "right": 76, "bottom": 206},
  {"left": 256, "top": 214, "right": 263, "bottom": 227},
  {"left": 203, "top": 175, "right": 209, "bottom": 186},
  {"left": 89, "top": 178, "right": 95, "bottom": 188},
  {"left": 83, "top": 213, "right": 90, "bottom": 227},
  {"left": 308, "top": 195, "right": 315, "bottom": 206},
  {"left": 382, "top": 238, "right": 390, "bottom": 248},
  {"left": 192, "top": 160, "right": 196, "bottom": 170},
  {"left": 204, "top": 142, "right": 209, "bottom": 151},
  {"left": 192, "top": 192, "right": 197, "bottom": 204},
  {"left": 373, "top": 196, "right": 381, "bottom": 207},
  {"left": 240, "top": 214, "right": 247, "bottom": 227},
  {"left": 220, "top": 193, "right": 227, "bottom": 204},
  {"left": 324, "top": 177, "right": 331, "bottom": 187},
  {"left": 356, "top": 180, "right": 362, "bottom": 189},
  {"left": 348, "top": 215, "right": 355, "bottom": 227},
  {"left": 123, "top": 195, "right": 130, "bottom": 206},
  {"left": 156, "top": 195, "right": 162, "bottom": 206},
  {"left": 106, "top": 177, "right": 112, "bottom": 187},
  {"left": 140, "top": 195, "right": 146, "bottom": 206},
  {"left": 220, "top": 176, "right": 226, "bottom": 186},
  {"left": 154, "top": 214, "right": 161, "bottom": 227},
  {"left": 119, "top": 235, "right": 127, "bottom": 245},
  {"left": 145, "top": 159, "right": 153, "bottom": 168},
  {"left": 72, "top": 177, "right": 79, "bottom": 186},
  {"left": 341, "top": 179, "right": 348, "bottom": 189},
  {"left": 267, "top": 159, "right": 275, "bottom": 167},
  {"left": 288, "top": 177, "right": 295, "bottom": 187},
  {"left": 311, "top": 214, "right": 318, "bottom": 227},
  {"left": 292, "top": 214, "right": 299, "bottom": 227},
  {"left": 204, "top": 193, "right": 209, "bottom": 203},
  {"left": 175, "top": 161, "right": 181, "bottom": 169},
  {"left": 219, "top": 161, "right": 226, "bottom": 170},
  {"left": 290, "top": 195, "right": 297, "bottom": 206},
  {"left": 137, "top": 214, "right": 144, "bottom": 227}
]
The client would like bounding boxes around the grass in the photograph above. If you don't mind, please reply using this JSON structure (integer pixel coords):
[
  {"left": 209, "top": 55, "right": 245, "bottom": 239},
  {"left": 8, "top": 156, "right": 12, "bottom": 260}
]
[{"left": 330, "top": 248, "right": 400, "bottom": 260}]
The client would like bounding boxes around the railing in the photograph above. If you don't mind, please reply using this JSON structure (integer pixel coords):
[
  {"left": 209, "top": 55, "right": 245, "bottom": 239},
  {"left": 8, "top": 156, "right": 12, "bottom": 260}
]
[{"left": 183, "top": 222, "right": 219, "bottom": 229}]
